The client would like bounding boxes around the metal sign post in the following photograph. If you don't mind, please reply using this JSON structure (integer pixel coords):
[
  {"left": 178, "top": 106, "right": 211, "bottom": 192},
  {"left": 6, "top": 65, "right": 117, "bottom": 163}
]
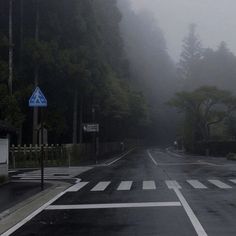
[
  {"left": 83, "top": 123, "right": 99, "bottom": 164},
  {"left": 29, "top": 87, "right": 47, "bottom": 190}
]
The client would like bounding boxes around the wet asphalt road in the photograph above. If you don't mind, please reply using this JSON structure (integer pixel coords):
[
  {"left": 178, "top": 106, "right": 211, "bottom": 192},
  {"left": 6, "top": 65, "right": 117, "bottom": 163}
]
[{"left": 8, "top": 148, "right": 236, "bottom": 236}]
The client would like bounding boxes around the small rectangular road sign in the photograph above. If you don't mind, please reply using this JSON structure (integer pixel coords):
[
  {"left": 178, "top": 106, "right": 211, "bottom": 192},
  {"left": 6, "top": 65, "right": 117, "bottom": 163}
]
[{"left": 83, "top": 124, "right": 99, "bottom": 132}]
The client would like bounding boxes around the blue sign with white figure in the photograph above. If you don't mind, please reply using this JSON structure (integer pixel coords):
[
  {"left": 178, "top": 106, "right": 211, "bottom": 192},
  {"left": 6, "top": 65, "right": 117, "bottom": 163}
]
[{"left": 29, "top": 87, "right": 47, "bottom": 107}]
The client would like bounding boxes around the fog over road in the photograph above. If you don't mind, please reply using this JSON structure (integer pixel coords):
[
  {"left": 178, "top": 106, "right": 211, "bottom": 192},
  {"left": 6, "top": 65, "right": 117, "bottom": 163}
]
[{"left": 129, "top": 0, "right": 236, "bottom": 60}]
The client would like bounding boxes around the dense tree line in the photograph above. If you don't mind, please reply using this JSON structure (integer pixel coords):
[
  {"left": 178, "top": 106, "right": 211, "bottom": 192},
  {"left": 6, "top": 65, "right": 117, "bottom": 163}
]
[
  {"left": 172, "top": 24, "right": 236, "bottom": 151},
  {"left": 0, "top": 0, "right": 148, "bottom": 145}
]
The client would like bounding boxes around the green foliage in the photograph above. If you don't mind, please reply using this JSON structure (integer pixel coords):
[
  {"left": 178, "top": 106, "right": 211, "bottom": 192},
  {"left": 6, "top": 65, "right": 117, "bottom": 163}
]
[
  {"left": 0, "top": 175, "right": 7, "bottom": 184},
  {"left": 0, "top": 0, "right": 148, "bottom": 143},
  {"left": 169, "top": 86, "right": 236, "bottom": 149},
  {"left": 178, "top": 24, "right": 203, "bottom": 89},
  {"left": 226, "top": 153, "right": 236, "bottom": 161}
]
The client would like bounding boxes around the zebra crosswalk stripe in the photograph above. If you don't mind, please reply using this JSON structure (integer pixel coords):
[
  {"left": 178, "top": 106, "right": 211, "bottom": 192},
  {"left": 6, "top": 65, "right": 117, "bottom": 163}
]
[
  {"left": 208, "top": 180, "right": 232, "bottom": 189},
  {"left": 142, "top": 181, "right": 156, "bottom": 190},
  {"left": 66, "top": 182, "right": 89, "bottom": 192},
  {"left": 229, "top": 179, "right": 236, "bottom": 184},
  {"left": 91, "top": 181, "right": 111, "bottom": 191},
  {"left": 165, "top": 180, "right": 181, "bottom": 189},
  {"left": 117, "top": 181, "right": 133, "bottom": 191},
  {"left": 186, "top": 180, "right": 207, "bottom": 189}
]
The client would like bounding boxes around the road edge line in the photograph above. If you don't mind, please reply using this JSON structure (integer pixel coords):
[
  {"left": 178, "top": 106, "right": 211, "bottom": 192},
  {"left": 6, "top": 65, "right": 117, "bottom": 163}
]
[
  {"left": 106, "top": 148, "right": 135, "bottom": 166},
  {"left": 147, "top": 149, "right": 158, "bottom": 166}
]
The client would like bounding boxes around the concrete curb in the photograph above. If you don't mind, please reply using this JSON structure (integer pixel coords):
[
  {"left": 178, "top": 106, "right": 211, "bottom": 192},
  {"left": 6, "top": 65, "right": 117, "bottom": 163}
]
[{"left": 0, "top": 181, "right": 71, "bottom": 235}]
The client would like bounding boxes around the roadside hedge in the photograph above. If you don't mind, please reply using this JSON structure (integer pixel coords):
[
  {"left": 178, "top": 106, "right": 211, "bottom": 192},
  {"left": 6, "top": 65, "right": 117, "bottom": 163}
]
[{"left": 194, "top": 141, "right": 236, "bottom": 157}]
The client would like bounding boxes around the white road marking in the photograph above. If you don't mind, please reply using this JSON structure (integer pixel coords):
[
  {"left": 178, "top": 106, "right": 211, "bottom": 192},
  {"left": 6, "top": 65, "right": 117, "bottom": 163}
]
[
  {"left": 147, "top": 150, "right": 158, "bottom": 166},
  {"left": 46, "top": 201, "right": 181, "bottom": 210},
  {"left": 157, "top": 163, "right": 213, "bottom": 166},
  {"left": 91, "top": 181, "right": 111, "bottom": 191},
  {"left": 173, "top": 187, "right": 208, "bottom": 236},
  {"left": 142, "top": 181, "right": 156, "bottom": 190},
  {"left": 167, "top": 181, "right": 207, "bottom": 236},
  {"left": 229, "top": 179, "right": 236, "bottom": 184},
  {"left": 187, "top": 180, "right": 207, "bottom": 189},
  {"left": 1, "top": 185, "right": 71, "bottom": 236},
  {"left": 66, "top": 182, "right": 89, "bottom": 192},
  {"left": 106, "top": 148, "right": 135, "bottom": 166},
  {"left": 208, "top": 180, "right": 232, "bottom": 189},
  {"left": 117, "top": 181, "right": 133, "bottom": 191},
  {"left": 197, "top": 161, "right": 219, "bottom": 167},
  {"left": 166, "top": 180, "right": 182, "bottom": 189}
]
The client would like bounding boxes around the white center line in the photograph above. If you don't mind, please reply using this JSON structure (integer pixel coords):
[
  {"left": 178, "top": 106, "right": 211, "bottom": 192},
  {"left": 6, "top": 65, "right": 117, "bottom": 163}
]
[
  {"left": 46, "top": 202, "right": 181, "bottom": 210},
  {"left": 117, "top": 181, "right": 133, "bottom": 191},
  {"left": 91, "top": 181, "right": 111, "bottom": 191},
  {"left": 187, "top": 180, "right": 207, "bottom": 189},
  {"left": 208, "top": 180, "right": 232, "bottom": 189},
  {"left": 147, "top": 150, "right": 158, "bottom": 166},
  {"left": 143, "top": 181, "right": 156, "bottom": 190}
]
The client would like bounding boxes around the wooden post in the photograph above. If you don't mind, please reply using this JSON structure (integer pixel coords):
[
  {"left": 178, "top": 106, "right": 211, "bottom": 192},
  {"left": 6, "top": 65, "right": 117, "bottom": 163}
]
[
  {"left": 12, "top": 144, "right": 15, "bottom": 169},
  {"left": 40, "top": 108, "right": 44, "bottom": 190}
]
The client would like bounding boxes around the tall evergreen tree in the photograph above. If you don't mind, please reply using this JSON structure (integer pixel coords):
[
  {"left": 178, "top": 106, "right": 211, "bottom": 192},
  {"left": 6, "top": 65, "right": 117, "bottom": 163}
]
[{"left": 179, "top": 24, "right": 202, "bottom": 88}]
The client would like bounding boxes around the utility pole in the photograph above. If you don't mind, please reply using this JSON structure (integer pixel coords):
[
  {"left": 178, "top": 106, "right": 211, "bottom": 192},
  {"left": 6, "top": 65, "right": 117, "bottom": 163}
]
[
  {"left": 33, "top": 0, "right": 39, "bottom": 145},
  {"left": 92, "top": 106, "right": 96, "bottom": 163},
  {"left": 8, "top": 0, "right": 13, "bottom": 95}
]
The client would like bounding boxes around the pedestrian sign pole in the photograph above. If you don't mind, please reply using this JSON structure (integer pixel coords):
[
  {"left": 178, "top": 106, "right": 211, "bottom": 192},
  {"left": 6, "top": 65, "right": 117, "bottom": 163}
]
[{"left": 29, "top": 87, "right": 47, "bottom": 190}]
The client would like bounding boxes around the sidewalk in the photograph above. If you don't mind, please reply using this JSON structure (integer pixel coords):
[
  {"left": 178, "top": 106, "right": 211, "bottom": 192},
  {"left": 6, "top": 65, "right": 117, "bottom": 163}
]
[
  {"left": 0, "top": 181, "right": 51, "bottom": 216},
  {"left": 0, "top": 166, "right": 93, "bottom": 235}
]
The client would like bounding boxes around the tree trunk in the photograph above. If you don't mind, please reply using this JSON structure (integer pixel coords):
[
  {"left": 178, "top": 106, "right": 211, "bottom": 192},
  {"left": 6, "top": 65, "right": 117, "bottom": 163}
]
[
  {"left": 33, "top": 0, "right": 39, "bottom": 145},
  {"left": 19, "top": 0, "right": 24, "bottom": 67},
  {"left": 17, "top": 125, "right": 22, "bottom": 145},
  {"left": 8, "top": 0, "right": 13, "bottom": 95},
  {"left": 72, "top": 88, "right": 78, "bottom": 144},
  {"left": 79, "top": 96, "right": 83, "bottom": 144}
]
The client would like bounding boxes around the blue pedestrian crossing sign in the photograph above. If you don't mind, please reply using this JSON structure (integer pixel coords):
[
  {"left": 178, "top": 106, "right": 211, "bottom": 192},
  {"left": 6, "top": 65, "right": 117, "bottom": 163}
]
[{"left": 29, "top": 87, "right": 47, "bottom": 107}]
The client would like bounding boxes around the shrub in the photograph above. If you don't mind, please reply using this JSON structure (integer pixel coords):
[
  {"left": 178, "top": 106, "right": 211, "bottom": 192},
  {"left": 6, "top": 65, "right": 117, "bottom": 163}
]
[
  {"left": 226, "top": 153, "right": 236, "bottom": 160},
  {"left": 0, "top": 175, "right": 7, "bottom": 184}
]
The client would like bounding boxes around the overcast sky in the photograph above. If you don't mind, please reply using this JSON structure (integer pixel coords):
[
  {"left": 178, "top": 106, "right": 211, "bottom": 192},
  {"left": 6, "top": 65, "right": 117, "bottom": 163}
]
[{"left": 129, "top": 0, "right": 236, "bottom": 61}]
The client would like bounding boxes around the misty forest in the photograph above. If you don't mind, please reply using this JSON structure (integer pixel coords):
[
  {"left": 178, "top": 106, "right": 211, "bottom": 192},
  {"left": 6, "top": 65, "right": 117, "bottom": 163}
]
[{"left": 1, "top": 0, "right": 236, "bottom": 156}]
